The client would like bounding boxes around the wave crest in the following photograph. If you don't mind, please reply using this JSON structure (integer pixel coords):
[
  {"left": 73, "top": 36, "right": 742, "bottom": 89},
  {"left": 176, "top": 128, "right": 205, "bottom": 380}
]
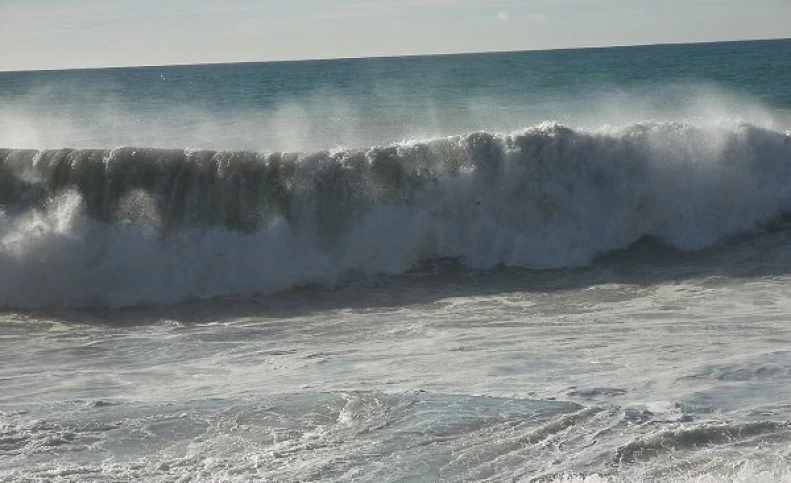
[{"left": 1, "top": 121, "right": 790, "bottom": 307}]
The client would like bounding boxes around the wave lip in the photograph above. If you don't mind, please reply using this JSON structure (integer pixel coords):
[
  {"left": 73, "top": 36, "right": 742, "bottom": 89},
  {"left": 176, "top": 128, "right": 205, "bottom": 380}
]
[{"left": 1, "top": 120, "right": 790, "bottom": 308}]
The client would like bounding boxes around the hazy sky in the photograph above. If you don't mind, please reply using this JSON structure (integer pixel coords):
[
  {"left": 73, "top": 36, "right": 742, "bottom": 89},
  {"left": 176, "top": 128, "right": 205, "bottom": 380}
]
[{"left": 1, "top": 0, "right": 790, "bottom": 71}]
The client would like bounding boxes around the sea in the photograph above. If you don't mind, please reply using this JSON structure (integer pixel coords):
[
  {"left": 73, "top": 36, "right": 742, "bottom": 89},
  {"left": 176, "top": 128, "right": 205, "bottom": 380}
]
[{"left": 1, "top": 38, "right": 791, "bottom": 482}]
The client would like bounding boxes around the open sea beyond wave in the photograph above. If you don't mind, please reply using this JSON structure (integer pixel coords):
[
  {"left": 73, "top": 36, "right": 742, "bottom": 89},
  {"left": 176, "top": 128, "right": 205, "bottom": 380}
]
[{"left": 2, "top": 39, "right": 791, "bottom": 482}]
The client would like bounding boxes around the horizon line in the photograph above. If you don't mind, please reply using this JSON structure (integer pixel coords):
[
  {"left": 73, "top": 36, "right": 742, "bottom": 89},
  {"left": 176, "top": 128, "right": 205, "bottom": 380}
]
[{"left": 1, "top": 36, "right": 789, "bottom": 74}]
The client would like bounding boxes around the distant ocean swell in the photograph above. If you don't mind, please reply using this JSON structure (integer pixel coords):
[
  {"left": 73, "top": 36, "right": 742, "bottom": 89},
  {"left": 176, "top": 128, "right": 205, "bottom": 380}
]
[{"left": 1, "top": 121, "right": 790, "bottom": 308}]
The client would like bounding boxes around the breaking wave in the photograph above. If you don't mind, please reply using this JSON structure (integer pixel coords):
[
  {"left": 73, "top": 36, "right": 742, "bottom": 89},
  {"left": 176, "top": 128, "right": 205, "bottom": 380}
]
[{"left": 1, "top": 120, "right": 790, "bottom": 307}]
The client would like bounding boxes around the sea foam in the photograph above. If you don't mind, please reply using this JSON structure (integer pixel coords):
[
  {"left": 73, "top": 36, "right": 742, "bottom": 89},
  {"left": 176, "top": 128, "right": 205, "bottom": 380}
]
[{"left": 1, "top": 120, "right": 790, "bottom": 307}]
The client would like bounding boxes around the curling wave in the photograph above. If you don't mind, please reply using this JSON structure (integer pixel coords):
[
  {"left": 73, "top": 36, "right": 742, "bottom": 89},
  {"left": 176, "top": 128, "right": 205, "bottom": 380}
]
[{"left": 1, "top": 121, "right": 790, "bottom": 307}]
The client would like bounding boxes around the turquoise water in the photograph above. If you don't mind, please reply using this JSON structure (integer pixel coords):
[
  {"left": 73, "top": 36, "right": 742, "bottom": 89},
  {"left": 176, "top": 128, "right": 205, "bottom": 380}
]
[{"left": 1, "top": 39, "right": 789, "bottom": 150}]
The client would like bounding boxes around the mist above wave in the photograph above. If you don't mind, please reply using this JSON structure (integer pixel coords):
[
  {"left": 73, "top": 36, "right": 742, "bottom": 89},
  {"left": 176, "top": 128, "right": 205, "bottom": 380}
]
[
  {"left": 1, "top": 81, "right": 785, "bottom": 152},
  {"left": 1, "top": 120, "right": 790, "bottom": 307}
]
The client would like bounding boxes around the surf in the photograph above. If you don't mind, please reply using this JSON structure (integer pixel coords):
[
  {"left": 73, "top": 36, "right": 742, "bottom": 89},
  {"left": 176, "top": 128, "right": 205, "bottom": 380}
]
[{"left": 1, "top": 120, "right": 790, "bottom": 308}]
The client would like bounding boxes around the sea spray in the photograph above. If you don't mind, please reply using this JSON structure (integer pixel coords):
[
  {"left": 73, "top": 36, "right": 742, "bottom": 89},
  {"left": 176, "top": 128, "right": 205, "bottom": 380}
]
[{"left": 1, "top": 120, "right": 790, "bottom": 307}]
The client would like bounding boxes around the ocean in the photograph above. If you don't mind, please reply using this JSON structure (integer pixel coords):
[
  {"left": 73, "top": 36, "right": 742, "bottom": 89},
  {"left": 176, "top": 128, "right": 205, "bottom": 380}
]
[{"left": 1, "top": 38, "right": 791, "bottom": 481}]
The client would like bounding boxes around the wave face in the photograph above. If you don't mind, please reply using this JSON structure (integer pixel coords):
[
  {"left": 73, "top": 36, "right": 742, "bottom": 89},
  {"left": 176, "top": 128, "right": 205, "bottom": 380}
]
[{"left": 1, "top": 121, "right": 790, "bottom": 307}]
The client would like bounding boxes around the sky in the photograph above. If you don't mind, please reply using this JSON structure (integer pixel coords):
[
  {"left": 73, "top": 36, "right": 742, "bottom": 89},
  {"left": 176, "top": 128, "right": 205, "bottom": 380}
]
[{"left": 1, "top": 0, "right": 790, "bottom": 71}]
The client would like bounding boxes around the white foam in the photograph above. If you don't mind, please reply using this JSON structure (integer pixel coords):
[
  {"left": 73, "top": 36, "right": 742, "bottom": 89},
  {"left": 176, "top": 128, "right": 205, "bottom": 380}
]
[{"left": 1, "top": 120, "right": 790, "bottom": 308}]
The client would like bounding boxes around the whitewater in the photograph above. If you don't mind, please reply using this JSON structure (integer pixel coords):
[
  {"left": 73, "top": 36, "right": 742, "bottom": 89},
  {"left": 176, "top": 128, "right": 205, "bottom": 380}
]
[
  {"left": 1, "top": 121, "right": 791, "bottom": 307},
  {"left": 3, "top": 39, "right": 791, "bottom": 482}
]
